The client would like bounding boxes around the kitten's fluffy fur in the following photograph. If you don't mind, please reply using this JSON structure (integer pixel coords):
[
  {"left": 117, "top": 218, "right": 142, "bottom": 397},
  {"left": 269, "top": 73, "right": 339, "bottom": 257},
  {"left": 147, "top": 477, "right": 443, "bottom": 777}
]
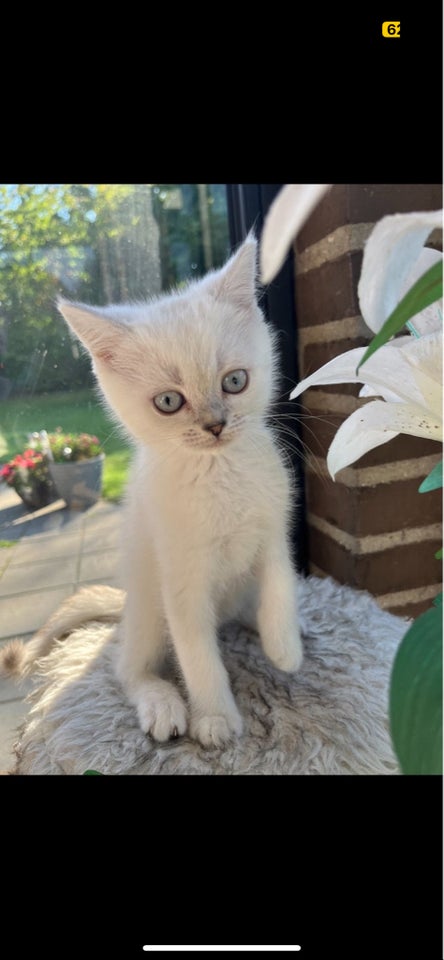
[{"left": 57, "top": 236, "right": 302, "bottom": 747}]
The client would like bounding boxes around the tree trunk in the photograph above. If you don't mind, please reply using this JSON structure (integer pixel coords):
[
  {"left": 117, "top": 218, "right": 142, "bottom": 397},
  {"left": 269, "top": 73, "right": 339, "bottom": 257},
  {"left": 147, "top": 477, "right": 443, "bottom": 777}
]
[
  {"left": 197, "top": 183, "right": 213, "bottom": 271},
  {"left": 98, "top": 234, "right": 113, "bottom": 303}
]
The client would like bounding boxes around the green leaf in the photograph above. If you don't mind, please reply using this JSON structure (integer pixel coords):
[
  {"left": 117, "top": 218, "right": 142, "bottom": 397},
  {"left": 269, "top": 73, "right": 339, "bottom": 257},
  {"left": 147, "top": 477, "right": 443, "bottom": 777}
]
[
  {"left": 83, "top": 769, "right": 104, "bottom": 775},
  {"left": 390, "top": 604, "right": 442, "bottom": 774},
  {"left": 357, "top": 261, "right": 443, "bottom": 372},
  {"left": 418, "top": 460, "right": 443, "bottom": 493},
  {"left": 435, "top": 548, "right": 443, "bottom": 561}
]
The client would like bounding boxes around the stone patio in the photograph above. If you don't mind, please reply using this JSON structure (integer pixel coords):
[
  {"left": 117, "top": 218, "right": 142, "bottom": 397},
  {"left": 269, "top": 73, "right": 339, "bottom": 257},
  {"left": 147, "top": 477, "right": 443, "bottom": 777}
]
[{"left": 0, "top": 485, "right": 122, "bottom": 770}]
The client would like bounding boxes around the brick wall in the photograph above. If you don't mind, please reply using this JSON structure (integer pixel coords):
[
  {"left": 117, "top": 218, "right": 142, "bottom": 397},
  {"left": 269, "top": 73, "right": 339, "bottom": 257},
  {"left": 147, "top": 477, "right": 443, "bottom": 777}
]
[{"left": 294, "top": 184, "right": 442, "bottom": 619}]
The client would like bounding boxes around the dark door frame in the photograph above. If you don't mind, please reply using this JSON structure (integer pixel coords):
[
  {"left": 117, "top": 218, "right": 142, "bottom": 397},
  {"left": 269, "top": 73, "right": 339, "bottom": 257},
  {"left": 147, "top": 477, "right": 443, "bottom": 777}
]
[{"left": 226, "top": 184, "right": 308, "bottom": 573}]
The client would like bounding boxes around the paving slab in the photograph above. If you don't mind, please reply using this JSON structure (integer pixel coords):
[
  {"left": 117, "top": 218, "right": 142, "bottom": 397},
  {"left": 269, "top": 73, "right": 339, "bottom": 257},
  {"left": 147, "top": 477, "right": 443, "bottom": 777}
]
[
  {"left": 78, "top": 550, "right": 121, "bottom": 585},
  {"left": 0, "top": 557, "right": 78, "bottom": 597},
  {"left": 1, "top": 584, "right": 76, "bottom": 640},
  {"left": 0, "top": 492, "right": 80, "bottom": 541},
  {"left": 83, "top": 521, "right": 121, "bottom": 553},
  {"left": 7, "top": 533, "right": 83, "bottom": 566}
]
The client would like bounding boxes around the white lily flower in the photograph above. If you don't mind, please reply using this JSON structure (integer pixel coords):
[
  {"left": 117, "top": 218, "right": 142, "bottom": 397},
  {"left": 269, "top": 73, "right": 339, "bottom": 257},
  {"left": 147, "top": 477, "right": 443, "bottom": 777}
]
[
  {"left": 286, "top": 204, "right": 443, "bottom": 478},
  {"left": 260, "top": 184, "right": 331, "bottom": 284},
  {"left": 290, "top": 330, "right": 443, "bottom": 478},
  {"left": 357, "top": 209, "right": 443, "bottom": 334},
  {"left": 293, "top": 329, "right": 442, "bottom": 475}
]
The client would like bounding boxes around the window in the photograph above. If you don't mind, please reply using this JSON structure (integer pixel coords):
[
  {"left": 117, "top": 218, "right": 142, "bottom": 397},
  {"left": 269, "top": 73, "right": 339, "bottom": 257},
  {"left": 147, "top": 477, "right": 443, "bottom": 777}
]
[
  {"left": 0, "top": 182, "right": 305, "bottom": 568},
  {"left": 0, "top": 184, "right": 230, "bottom": 499}
]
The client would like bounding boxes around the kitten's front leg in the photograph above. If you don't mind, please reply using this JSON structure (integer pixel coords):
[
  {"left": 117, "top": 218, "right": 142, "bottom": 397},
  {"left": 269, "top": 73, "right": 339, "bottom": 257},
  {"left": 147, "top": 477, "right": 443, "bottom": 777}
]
[
  {"left": 164, "top": 584, "right": 243, "bottom": 748},
  {"left": 115, "top": 565, "right": 188, "bottom": 742},
  {"left": 256, "top": 534, "right": 303, "bottom": 673}
]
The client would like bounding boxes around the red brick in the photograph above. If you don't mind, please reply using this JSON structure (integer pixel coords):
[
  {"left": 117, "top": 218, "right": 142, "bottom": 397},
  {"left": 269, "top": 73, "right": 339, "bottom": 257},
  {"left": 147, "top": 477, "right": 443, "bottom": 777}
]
[
  {"left": 387, "top": 597, "right": 440, "bottom": 620},
  {"left": 308, "top": 525, "right": 442, "bottom": 595},
  {"left": 297, "top": 184, "right": 442, "bottom": 251},
  {"left": 295, "top": 252, "right": 362, "bottom": 326},
  {"left": 307, "top": 475, "right": 442, "bottom": 537}
]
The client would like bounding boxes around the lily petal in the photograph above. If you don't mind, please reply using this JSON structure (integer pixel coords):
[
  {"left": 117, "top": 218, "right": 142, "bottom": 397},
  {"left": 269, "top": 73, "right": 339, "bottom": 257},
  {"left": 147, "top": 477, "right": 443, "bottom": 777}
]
[
  {"left": 291, "top": 331, "right": 442, "bottom": 413},
  {"left": 290, "top": 346, "right": 370, "bottom": 399},
  {"left": 398, "top": 330, "right": 443, "bottom": 420},
  {"left": 327, "top": 399, "right": 443, "bottom": 479},
  {"left": 359, "top": 383, "right": 401, "bottom": 402},
  {"left": 401, "top": 248, "right": 443, "bottom": 337},
  {"left": 260, "top": 184, "right": 331, "bottom": 284},
  {"left": 358, "top": 209, "right": 443, "bottom": 333}
]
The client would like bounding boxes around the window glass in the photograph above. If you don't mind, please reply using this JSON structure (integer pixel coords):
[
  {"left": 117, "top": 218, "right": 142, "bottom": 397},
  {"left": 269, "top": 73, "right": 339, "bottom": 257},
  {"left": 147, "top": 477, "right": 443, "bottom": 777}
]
[{"left": 0, "top": 184, "right": 230, "bottom": 499}]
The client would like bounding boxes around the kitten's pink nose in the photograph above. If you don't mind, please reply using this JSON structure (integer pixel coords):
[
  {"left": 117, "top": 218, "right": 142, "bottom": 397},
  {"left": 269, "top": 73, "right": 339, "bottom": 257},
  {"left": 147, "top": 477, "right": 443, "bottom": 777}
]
[{"left": 204, "top": 420, "right": 226, "bottom": 437}]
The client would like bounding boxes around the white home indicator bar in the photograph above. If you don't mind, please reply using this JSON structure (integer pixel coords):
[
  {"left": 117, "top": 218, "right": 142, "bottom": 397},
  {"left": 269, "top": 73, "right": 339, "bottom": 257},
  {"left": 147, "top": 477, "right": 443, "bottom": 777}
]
[{"left": 143, "top": 948, "right": 301, "bottom": 953}]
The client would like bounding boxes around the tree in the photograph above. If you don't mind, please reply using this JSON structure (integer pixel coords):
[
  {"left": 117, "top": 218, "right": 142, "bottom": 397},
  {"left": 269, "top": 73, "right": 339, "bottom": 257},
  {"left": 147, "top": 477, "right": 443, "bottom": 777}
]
[{"left": 0, "top": 183, "right": 229, "bottom": 395}]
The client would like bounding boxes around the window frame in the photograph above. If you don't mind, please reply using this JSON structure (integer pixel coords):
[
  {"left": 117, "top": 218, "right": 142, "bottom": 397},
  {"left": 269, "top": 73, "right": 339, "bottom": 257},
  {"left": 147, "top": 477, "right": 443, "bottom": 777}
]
[{"left": 226, "top": 184, "right": 308, "bottom": 573}]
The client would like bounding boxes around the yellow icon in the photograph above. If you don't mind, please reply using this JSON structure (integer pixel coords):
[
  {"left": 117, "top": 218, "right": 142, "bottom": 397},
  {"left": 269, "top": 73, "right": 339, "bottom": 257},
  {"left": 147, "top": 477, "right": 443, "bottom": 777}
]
[{"left": 382, "top": 21, "right": 401, "bottom": 37}]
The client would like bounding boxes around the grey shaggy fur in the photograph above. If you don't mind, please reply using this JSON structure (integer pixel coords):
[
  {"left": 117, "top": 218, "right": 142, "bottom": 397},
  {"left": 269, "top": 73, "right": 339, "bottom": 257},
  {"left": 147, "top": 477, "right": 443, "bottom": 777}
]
[{"left": 11, "top": 576, "right": 406, "bottom": 775}]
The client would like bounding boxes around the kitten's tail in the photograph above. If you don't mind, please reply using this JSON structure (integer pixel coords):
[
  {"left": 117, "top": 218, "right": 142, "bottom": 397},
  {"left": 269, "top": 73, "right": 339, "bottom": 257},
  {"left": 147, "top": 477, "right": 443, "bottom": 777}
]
[{"left": 0, "top": 585, "right": 125, "bottom": 680}]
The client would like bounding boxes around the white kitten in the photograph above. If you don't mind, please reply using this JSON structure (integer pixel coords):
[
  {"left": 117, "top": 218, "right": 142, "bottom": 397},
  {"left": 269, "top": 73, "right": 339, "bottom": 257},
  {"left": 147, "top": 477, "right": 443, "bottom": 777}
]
[{"left": 58, "top": 236, "right": 303, "bottom": 748}]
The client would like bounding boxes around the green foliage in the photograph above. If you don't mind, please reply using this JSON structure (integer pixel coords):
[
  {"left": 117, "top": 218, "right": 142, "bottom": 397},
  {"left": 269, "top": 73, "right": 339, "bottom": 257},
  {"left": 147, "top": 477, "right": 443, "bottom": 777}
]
[
  {"left": 418, "top": 460, "right": 443, "bottom": 493},
  {"left": 152, "top": 183, "right": 230, "bottom": 288},
  {"left": 44, "top": 431, "right": 102, "bottom": 462},
  {"left": 0, "top": 183, "right": 230, "bottom": 396},
  {"left": 356, "top": 260, "right": 443, "bottom": 372},
  {"left": 0, "top": 540, "right": 15, "bottom": 548},
  {"left": 390, "top": 605, "right": 442, "bottom": 774},
  {"left": 0, "top": 184, "right": 97, "bottom": 393}
]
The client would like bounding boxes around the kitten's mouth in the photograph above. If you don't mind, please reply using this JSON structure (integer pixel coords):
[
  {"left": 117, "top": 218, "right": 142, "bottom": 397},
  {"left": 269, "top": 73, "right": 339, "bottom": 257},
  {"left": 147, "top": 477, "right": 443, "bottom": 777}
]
[
  {"left": 206, "top": 435, "right": 232, "bottom": 449},
  {"left": 210, "top": 434, "right": 231, "bottom": 447},
  {"left": 186, "top": 432, "right": 233, "bottom": 450}
]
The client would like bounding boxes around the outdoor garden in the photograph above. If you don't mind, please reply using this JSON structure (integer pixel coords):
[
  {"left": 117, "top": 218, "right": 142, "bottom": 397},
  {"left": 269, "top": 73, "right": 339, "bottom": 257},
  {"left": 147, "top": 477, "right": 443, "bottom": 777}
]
[{"left": 0, "top": 184, "right": 229, "bottom": 505}]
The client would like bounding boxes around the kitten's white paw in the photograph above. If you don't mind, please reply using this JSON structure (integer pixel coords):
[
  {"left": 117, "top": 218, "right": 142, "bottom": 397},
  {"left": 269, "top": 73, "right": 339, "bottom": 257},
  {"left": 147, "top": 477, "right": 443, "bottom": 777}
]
[
  {"left": 190, "top": 708, "right": 243, "bottom": 748},
  {"left": 136, "top": 679, "right": 188, "bottom": 741},
  {"left": 263, "top": 631, "right": 303, "bottom": 674}
]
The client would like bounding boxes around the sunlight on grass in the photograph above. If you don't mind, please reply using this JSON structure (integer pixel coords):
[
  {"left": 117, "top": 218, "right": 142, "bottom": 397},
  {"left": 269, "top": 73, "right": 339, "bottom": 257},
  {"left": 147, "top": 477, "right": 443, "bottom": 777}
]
[
  {"left": 0, "top": 389, "right": 133, "bottom": 501},
  {"left": 103, "top": 449, "right": 133, "bottom": 501}
]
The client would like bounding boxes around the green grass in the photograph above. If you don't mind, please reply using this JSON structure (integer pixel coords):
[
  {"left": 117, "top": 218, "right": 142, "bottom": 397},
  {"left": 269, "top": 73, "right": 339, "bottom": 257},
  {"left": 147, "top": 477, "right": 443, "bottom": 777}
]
[{"left": 0, "top": 389, "right": 133, "bottom": 501}]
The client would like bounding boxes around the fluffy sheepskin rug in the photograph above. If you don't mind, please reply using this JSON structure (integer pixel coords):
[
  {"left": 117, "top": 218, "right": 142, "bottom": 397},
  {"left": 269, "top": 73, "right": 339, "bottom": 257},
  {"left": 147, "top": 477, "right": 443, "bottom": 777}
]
[{"left": 11, "top": 576, "right": 406, "bottom": 775}]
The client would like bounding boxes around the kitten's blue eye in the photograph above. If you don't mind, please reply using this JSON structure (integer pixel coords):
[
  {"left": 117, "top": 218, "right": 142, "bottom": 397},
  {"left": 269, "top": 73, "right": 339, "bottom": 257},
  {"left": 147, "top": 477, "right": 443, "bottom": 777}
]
[
  {"left": 153, "top": 391, "right": 185, "bottom": 414},
  {"left": 222, "top": 369, "right": 248, "bottom": 394}
]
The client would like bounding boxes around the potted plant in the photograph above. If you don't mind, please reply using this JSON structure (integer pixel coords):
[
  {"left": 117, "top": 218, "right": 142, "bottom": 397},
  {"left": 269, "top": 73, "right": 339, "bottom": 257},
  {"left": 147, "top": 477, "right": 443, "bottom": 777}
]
[
  {"left": 0, "top": 448, "right": 56, "bottom": 510},
  {"left": 34, "top": 430, "right": 105, "bottom": 509}
]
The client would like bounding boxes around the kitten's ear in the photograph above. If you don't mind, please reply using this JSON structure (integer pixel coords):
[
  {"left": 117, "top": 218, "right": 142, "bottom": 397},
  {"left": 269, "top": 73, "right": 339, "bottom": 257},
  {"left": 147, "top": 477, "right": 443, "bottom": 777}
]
[
  {"left": 57, "top": 299, "right": 125, "bottom": 366},
  {"left": 210, "top": 234, "right": 258, "bottom": 308}
]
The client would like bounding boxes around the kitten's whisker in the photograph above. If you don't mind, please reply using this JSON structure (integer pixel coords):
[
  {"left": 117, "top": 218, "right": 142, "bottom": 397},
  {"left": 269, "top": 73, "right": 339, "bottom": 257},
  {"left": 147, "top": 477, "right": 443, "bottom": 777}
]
[
  {"left": 271, "top": 422, "right": 328, "bottom": 486},
  {"left": 100, "top": 425, "right": 131, "bottom": 450},
  {"left": 245, "top": 419, "right": 300, "bottom": 487},
  {"left": 268, "top": 409, "right": 335, "bottom": 453}
]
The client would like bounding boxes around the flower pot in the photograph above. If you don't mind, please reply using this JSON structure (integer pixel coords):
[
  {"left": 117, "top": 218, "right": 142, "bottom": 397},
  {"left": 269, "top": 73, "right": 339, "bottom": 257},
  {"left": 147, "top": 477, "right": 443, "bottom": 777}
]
[
  {"left": 16, "top": 479, "right": 56, "bottom": 510},
  {"left": 48, "top": 454, "right": 105, "bottom": 509}
]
